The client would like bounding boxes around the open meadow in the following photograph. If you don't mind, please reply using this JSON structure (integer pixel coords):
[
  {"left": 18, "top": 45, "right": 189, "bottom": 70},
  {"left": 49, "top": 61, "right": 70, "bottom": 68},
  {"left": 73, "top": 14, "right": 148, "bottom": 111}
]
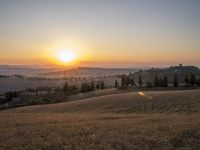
[{"left": 1, "top": 90, "right": 200, "bottom": 149}]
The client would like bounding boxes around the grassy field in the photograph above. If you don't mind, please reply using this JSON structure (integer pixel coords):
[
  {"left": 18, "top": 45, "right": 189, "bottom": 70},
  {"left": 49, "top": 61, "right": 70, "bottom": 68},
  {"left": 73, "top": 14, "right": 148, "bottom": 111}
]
[
  {"left": 5, "top": 89, "right": 200, "bottom": 114},
  {"left": 1, "top": 90, "right": 200, "bottom": 149}
]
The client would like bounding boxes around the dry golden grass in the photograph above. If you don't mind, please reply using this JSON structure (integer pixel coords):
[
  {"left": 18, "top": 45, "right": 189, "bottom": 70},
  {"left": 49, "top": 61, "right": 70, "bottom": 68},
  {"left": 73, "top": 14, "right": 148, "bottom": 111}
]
[
  {"left": 5, "top": 90, "right": 200, "bottom": 114},
  {"left": 0, "top": 113, "right": 200, "bottom": 149},
  {"left": 1, "top": 90, "right": 200, "bottom": 149}
]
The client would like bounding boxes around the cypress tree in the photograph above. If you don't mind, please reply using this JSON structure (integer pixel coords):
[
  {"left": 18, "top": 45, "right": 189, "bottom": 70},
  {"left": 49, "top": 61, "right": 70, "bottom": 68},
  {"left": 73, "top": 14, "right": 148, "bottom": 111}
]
[
  {"left": 173, "top": 74, "right": 179, "bottom": 87},
  {"left": 63, "top": 82, "right": 69, "bottom": 92},
  {"left": 190, "top": 73, "right": 196, "bottom": 86},
  {"left": 147, "top": 81, "right": 153, "bottom": 88},
  {"left": 131, "top": 76, "right": 135, "bottom": 87},
  {"left": 154, "top": 75, "right": 159, "bottom": 87},
  {"left": 163, "top": 75, "right": 168, "bottom": 87},
  {"left": 115, "top": 80, "right": 118, "bottom": 88},
  {"left": 91, "top": 81, "right": 95, "bottom": 91},
  {"left": 96, "top": 83, "right": 100, "bottom": 90},
  {"left": 121, "top": 75, "right": 127, "bottom": 89},
  {"left": 184, "top": 74, "right": 189, "bottom": 86},
  {"left": 138, "top": 75, "right": 142, "bottom": 86},
  {"left": 101, "top": 81, "right": 105, "bottom": 89},
  {"left": 197, "top": 79, "right": 200, "bottom": 86},
  {"left": 158, "top": 77, "right": 163, "bottom": 87}
]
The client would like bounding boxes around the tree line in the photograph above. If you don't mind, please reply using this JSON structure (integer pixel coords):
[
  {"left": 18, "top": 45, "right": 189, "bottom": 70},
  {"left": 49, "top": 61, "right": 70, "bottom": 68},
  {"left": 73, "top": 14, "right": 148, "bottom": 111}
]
[
  {"left": 63, "top": 81, "right": 105, "bottom": 95},
  {"left": 118, "top": 73, "right": 200, "bottom": 89}
]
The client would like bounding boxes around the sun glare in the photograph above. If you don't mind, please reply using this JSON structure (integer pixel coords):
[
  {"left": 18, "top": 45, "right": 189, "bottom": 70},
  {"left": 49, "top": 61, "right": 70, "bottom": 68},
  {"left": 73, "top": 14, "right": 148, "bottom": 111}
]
[{"left": 56, "top": 50, "right": 76, "bottom": 63}]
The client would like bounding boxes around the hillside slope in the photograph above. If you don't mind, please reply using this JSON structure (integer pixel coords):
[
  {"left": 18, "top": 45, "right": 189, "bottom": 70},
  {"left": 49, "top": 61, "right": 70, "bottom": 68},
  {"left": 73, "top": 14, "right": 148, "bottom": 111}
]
[
  {"left": 134, "top": 65, "right": 200, "bottom": 84},
  {"left": 5, "top": 90, "right": 200, "bottom": 113}
]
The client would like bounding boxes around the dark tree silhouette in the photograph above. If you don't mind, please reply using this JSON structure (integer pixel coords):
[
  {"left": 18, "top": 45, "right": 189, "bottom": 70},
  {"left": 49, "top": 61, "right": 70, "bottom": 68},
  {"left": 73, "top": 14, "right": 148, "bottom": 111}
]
[
  {"left": 146, "top": 81, "right": 153, "bottom": 88},
  {"left": 158, "top": 77, "right": 163, "bottom": 87},
  {"left": 163, "top": 75, "right": 168, "bottom": 87},
  {"left": 184, "top": 74, "right": 189, "bottom": 86},
  {"left": 81, "top": 83, "right": 91, "bottom": 93},
  {"left": 138, "top": 75, "right": 142, "bottom": 86},
  {"left": 173, "top": 74, "right": 179, "bottom": 87},
  {"left": 91, "top": 81, "right": 95, "bottom": 91},
  {"left": 197, "top": 79, "right": 200, "bottom": 86},
  {"left": 121, "top": 75, "right": 128, "bottom": 88},
  {"left": 130, "top": 76, "right": 135, "bottom": 87},
  {"left": 154, "top": 75, "right": 159, "bottom": 87},
  {"left": 96, "top": 83, "right": 100, "bottom": 90},
  {"left": 101, "top": 81, "right": 105, "bottom": 89},
  {"left": 5, "top": 91, "right": 19, "bottom": 102},
  {"left": 63, "top": 82, "right": 79, "bottom": 95},
  {"left": 63, "top": 82, "right": 69, "bottom": 93},
  {"left": 115, "top": 80, "right": 118, "bottom": 88},
  {"left": 190, "top": 73, "right": 196, "bottom": 86}
]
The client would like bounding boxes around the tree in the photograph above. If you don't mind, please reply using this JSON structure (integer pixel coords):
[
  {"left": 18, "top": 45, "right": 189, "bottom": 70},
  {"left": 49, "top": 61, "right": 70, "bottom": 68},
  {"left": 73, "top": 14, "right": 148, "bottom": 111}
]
[
  {"left": 197, "top": 79, "right": 200, "bottom": 86},
  {"left": 154, "top": 75, "right": 159, "bottom": 87},
  {"left": 126, "top": 75, "right": 131, "bottom": 87},
  {"left": 121, "top": 75, "right": 127, "bottom": 89},
  {"left": 81, "top": 83, "right": 91, "bottom": 93},
  {"left": 163, "top": 75, "right": 168, "bottom": 87},
  {"left": 173, "top": 74, "right": 179, "bottom": 87},
  {"left": 184, "top": 74, "right": 189, "bottom": 87},
  {"left": 190, "top": 73, "right": 196, "bottom": 86},
  {"left": 91, "top": 81, "right": 95, "bottom": 91},
  {"left": 158, "top": 77, "right": 163, "bottom": 87},
  {"left": 115, "top": 80, "right": 118, "bottom": 88},
  {"left": 138, "top": 75, "right": 142, "bottom": 86},
  {"left": 130, "top": 76, "right": 135, "bottom": 87},
  {"left": 63, "top": 82, "right": 69, "bottom": 93},
  {"left": 96, "top": 83, "right": 100, "bottom": 90},
  {"left": 101, "top": 81, "right": 105, "bottom": 89},
  {"left": 5, "top": 91, "right": 19, "bottom": 102},
  {"left": 63, "top": 82, "right": 79, "bottom": 95},
  {"left": 146, "top": 81, "right": 153, "bottom": 88},
  {"left": 68, "top": 85, "right": 79, "bottom": 94}
]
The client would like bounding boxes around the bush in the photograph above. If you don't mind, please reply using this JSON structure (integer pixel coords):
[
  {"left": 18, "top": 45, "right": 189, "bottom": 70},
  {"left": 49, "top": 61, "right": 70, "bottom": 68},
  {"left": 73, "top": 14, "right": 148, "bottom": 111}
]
[
  {"left": 63, "top": 82, "right": 79, "bottom": 95},
  {"left": 5, "top": 91, "right": 19, "bottom": 103},
  {"left": 146, "top": 81, "right": 153, "bottom": 88},
  {"left": 197, "top": 79, "right": 200, "bottom": 86}
]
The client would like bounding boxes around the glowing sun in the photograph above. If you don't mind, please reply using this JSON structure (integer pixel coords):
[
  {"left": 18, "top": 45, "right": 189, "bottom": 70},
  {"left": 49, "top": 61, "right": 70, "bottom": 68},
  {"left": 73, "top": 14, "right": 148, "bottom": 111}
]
[{"left": 56, "top": 50, "right": 76, "bottom": 63}]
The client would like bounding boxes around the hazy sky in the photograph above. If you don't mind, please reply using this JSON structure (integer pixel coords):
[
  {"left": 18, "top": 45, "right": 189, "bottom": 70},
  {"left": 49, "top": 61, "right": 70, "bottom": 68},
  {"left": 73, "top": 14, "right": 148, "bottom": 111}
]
[{"left": 0, "top": 0, "right": 200, "bottom": 67}]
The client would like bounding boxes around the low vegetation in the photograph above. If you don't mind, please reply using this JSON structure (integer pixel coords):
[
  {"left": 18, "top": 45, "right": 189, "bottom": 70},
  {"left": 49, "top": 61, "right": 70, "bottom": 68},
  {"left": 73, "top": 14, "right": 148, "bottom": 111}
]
[
  {"left": 1, "top": 89, "right": 200, "bottom": 149},
  {"left": 0, "top": 113, "right": 200, "bottom": 149}
]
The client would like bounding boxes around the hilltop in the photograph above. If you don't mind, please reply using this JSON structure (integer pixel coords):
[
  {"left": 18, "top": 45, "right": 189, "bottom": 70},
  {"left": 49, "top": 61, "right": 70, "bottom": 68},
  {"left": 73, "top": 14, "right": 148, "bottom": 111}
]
[{"left": 134, "top": 65, "right": 200, "bottom": 84}]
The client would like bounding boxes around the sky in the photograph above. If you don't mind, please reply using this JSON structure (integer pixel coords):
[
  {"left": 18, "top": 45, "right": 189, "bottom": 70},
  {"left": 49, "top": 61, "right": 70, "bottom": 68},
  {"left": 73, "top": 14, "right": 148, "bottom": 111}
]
[{"left": 0, "top": 0, "right": 200, "bottom": 67}]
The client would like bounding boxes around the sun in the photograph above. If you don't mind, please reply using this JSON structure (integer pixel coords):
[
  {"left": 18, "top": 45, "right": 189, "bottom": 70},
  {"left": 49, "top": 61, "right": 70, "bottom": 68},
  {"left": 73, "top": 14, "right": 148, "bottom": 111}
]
[{"left": 56, "top": 50, "right": 76, "bottom": 63}]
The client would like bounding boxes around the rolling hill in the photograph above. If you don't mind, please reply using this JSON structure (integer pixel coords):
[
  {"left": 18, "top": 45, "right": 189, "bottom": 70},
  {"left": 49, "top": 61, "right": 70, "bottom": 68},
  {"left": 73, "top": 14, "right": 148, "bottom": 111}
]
[
  {"left": 1, "top": 89, "right": 200, "bottom": 149},
  {"left": 5, "top": 89, "right": 200, "bottom": 113},
  {"left": 133, "top": 65, "right": 200, "bottom": 84},
  {"left": 40, "top": 67, "right": 139, "bottom": 78}
]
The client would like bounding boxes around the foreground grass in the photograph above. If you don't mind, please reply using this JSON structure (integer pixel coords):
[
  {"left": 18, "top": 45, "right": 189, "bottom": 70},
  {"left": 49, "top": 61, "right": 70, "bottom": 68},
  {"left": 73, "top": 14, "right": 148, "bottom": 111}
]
[
  {"left": 0, "top": 113, "right": 200, "bottom": 150},
  {"left": 1, "top": 90, "right": 200, "bottom": 149}
]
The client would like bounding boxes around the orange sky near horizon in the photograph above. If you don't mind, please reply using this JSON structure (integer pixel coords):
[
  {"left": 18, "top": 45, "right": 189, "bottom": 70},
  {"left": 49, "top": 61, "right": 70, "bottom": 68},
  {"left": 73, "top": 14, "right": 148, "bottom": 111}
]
[{"left": 0, "top": 0, "right": 200, "bottom": 67}]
